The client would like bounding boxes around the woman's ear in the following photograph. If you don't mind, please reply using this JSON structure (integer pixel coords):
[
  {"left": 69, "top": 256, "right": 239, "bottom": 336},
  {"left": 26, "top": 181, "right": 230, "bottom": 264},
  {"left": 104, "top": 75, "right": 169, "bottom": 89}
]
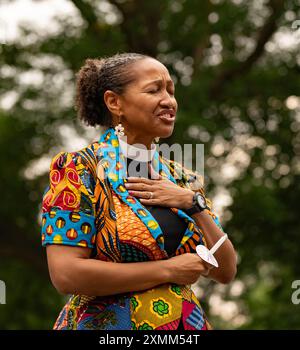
[{"left": 103, "top": 90, "right": 122, "bottom": 116}]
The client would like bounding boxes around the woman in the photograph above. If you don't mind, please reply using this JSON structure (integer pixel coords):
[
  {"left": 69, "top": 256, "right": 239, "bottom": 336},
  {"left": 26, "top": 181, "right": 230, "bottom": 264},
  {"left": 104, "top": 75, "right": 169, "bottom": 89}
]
[{"left": 41, "top": 52, "right": 237, "bottom": 330}]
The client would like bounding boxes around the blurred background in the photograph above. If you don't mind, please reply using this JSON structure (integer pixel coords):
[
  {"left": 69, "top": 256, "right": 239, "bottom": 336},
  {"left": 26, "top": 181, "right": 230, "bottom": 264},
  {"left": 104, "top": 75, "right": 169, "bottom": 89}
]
[{"left": 0, "top": 0, "right": 299, "bottom": 330}]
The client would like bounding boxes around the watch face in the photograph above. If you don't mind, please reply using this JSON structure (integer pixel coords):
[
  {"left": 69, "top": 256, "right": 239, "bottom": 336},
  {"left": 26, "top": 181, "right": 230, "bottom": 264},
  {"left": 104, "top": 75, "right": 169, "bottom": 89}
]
[{"left": 196, "top": 194, "right": 206, "bottom": 209}]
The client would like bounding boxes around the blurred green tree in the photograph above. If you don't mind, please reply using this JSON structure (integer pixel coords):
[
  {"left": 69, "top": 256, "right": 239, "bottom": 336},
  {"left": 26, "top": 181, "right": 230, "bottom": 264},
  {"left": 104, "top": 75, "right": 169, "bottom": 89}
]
[{"left": 0, "top": 0, "right": 299, "bottom": 329}]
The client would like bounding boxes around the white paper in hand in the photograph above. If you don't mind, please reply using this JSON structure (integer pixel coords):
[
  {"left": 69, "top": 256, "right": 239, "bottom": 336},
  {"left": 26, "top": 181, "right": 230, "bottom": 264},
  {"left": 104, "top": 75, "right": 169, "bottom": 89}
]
[{"left": 196, "top": 234, "right": 228, "bottom": 268}]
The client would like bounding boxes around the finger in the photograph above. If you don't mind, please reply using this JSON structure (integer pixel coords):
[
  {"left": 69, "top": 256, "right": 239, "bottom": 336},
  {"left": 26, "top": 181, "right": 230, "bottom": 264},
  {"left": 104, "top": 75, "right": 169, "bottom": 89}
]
[
  {"left": 201, "top": 268, "right": 210, "bottom": 276},
  {"left": 128, "top": 190, "right": 153, "bottom": 199},
  {"left": 127, "top": 177, "right": 152, "bottom": 184},
  {"left": 202, "top": 260, "right": 215, "bottom": 270},
  {"left": 197, "top": 255, "right": 215, "bottom": 270},
  {"left": 125, "top": 182, "right": 151, "bottom": 191},
  {"left": 139, "top": 198, "right": 157, "bottom": 204}
]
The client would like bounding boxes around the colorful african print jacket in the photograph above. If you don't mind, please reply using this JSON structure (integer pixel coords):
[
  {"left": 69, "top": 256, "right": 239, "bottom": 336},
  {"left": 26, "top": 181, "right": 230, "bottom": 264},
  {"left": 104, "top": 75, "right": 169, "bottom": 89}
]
[{"left": 41, "top": 127, "right": 223, "bottom": 330}]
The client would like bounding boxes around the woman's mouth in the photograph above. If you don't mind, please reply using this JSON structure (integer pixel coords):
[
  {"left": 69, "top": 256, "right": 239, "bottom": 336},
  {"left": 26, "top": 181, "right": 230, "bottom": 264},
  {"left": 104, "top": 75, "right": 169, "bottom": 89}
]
[{"left": 157, "top": 113, "right": 176, "bottom": 123}]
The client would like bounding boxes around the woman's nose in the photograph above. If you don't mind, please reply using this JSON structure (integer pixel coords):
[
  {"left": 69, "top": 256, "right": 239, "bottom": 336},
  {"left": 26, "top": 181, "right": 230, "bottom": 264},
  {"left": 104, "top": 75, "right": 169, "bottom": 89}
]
[{"left": 160, "top": 91, "right": 176, "bottom": 108}]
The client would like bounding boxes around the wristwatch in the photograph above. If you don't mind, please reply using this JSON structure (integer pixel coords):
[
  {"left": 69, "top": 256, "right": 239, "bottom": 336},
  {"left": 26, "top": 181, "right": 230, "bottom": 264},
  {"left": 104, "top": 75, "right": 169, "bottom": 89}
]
[{"left": 184, "top": 192, "right": 207, "bottom": 216}]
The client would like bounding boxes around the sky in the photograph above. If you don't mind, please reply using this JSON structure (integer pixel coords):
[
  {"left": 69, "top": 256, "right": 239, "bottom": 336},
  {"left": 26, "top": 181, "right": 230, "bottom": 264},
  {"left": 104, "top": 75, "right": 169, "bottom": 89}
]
[{"left": 0, "top": 0, "right": 77, "bottom": 43}]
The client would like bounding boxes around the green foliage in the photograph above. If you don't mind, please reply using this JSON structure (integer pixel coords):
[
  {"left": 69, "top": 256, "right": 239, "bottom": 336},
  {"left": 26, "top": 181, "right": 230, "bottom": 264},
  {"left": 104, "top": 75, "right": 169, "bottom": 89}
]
[
  {"left": 0, "top": 0, "right": 299, "bottom": 329},
  {"left": 0, "top": 261, "right": 64, "bottom": 330}
]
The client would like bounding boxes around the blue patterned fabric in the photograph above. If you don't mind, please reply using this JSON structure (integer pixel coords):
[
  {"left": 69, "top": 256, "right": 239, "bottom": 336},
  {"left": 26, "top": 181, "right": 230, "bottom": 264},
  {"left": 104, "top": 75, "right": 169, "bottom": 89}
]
[
  {"left": 186, "top": 305, "right": 205, "bottom": 329},
  {"left": 42, "top": 210, "right": 96, "bottom": 248},
  {"left": 97, "top": 128, "right": 206, "bottom": 252}
]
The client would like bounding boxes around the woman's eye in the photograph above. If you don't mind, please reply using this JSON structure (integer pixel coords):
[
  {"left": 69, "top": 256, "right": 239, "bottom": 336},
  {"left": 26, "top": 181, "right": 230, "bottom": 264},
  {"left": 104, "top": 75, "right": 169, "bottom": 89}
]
[{"left": 148, "top": 89, "right": 175, "bottom": 95}]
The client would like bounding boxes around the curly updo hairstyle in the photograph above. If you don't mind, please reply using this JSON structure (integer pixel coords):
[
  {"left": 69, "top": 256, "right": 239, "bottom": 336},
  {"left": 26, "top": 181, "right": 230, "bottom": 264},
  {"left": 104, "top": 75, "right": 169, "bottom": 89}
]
[{"left": 75, "top": 52, "right": 153, "bottom": 127}]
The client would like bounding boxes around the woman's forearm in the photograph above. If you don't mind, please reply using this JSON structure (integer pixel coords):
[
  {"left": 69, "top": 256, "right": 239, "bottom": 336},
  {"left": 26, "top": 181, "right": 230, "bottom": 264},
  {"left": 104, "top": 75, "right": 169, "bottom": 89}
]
[
  {"left": 57, "top": 257, "right": 170, "bottom": 296},
  {"left": 191, "top": 210, "right": 237, "bottom": 284}
]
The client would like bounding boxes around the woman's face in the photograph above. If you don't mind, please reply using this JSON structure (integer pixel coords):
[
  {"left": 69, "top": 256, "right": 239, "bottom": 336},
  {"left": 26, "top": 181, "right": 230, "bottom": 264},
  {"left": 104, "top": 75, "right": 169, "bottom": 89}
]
[{"left": 118, "top": 58, "right": 178, "bottom": 145}]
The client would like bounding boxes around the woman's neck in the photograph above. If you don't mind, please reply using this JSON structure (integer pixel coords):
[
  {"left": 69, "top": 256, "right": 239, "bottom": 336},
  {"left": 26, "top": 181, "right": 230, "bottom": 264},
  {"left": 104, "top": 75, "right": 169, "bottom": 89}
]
[
  {"left": 118, "top": 134, "right": 156, "bottom": 162},
  {"left": 124, "top": 136, "right": 152, "bottom": 150}
]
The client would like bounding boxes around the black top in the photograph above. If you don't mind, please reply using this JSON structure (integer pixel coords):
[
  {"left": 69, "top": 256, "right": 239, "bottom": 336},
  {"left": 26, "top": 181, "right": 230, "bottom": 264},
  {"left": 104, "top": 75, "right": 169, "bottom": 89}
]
[{"left": 125, "top": 157, "right": 187, "bottom": 257}]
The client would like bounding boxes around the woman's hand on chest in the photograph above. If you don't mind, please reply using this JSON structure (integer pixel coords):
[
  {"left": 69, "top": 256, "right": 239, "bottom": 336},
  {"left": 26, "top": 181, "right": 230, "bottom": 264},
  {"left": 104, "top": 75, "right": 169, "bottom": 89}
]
[{"left": 124, "top": 164, "right": 194, "bottom": 209}]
